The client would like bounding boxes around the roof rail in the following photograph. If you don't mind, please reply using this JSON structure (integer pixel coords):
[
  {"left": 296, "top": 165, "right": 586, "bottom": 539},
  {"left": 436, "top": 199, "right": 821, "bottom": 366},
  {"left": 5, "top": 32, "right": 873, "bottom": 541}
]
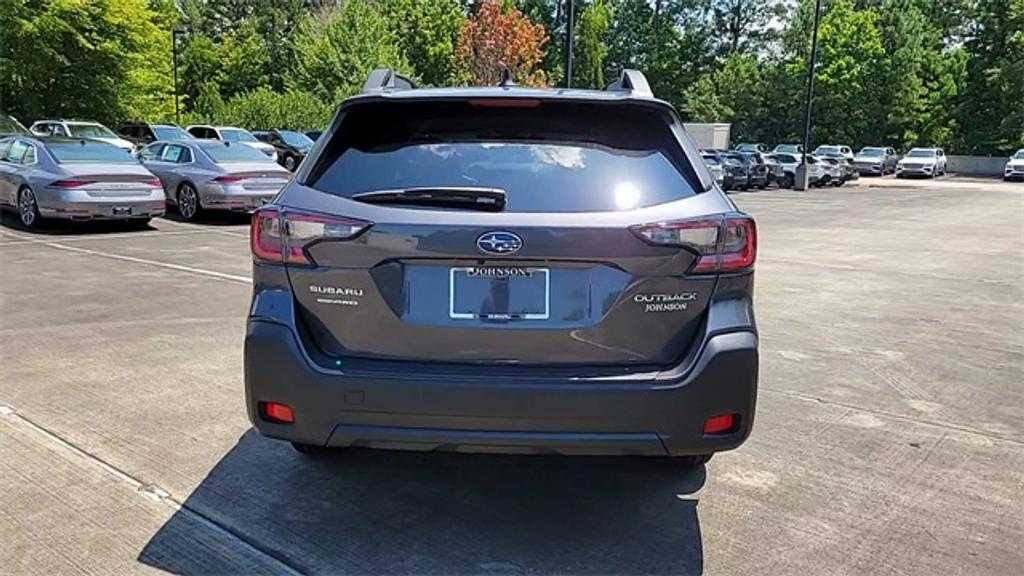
[
  {"left": 362, "top": 68, "right": 417, "bottom": 93},
  {"left": 604, "top": 69, "right": 653, "bottom": 98}
]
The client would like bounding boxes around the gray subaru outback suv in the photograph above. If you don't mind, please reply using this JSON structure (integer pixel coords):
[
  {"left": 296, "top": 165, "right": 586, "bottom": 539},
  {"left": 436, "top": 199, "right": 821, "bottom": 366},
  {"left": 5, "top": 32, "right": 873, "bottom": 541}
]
[{"left": 245, "top": 69, "right": 758, "bottom": 467}]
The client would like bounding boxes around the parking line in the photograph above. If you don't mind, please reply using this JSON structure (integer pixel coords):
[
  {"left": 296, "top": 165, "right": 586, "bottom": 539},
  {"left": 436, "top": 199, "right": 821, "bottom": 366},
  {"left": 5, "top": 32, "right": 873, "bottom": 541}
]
[
  {"left": 0, "top": 229, "right": 251, "bottom": 284},
  {"left": 156, "top": 218, "right": 250, "bottom": 237},
  {"left": 0, "top": 228, "right": 243, "bottom": 247}
]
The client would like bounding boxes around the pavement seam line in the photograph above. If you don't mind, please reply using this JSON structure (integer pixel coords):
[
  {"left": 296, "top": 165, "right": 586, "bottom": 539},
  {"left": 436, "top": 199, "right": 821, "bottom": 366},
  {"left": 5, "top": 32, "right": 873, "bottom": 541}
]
[
  {"left": 0, "top": 404, "right": 304, "bottom": 576},
  {"left": 764, "top": 388, "right": 1024, "bottom": 446},
  {"left": 0, "top": 229, "right": 251, "bottom": 285}
]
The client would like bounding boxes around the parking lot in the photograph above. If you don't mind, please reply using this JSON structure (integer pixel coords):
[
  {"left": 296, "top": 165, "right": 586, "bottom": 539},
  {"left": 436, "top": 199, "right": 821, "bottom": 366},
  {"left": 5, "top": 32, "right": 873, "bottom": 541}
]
[{"left": 1, "top": 177, "right": 1021, "bottom": 575}]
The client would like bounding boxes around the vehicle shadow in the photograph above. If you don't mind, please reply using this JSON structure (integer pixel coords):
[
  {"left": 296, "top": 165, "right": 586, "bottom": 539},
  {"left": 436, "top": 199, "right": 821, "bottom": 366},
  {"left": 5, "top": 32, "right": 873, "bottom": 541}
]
[
  {"left": 0, "top": 210, "right": 158, "bottom": 235},
  {"left": 161, "top": 210, "right": 251, "bottom": 227},
  {"left": 139, "top": 430, "right": 706, "bottom": 575}
]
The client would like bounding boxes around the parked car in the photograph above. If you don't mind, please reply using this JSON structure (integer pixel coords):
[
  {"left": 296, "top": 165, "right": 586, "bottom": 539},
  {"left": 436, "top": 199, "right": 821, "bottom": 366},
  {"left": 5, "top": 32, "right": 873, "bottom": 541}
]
[
  {"left": 812, "top": 145, "right": 854, "bottom": 162},
  {"left": 720, "top": 151, "right": 752, "bottom": 190},
  {"left": 766, "top": 153, "right": 797, "bottom": 188},
  {"left": 29, "top": 119, "right": 135, "bottom": 154},
  {"left": 118, "top": 122, "right": 192, "bottom": 148},
  {"left": 818, "top": 156, "right": 846, "bottom": 186},
  {"left": 853, "top": 146, "right": 898, "bottom": 175},
  {"left": 304, "top": 130, "right": 322, "bottom": 142},
  {"left": 815, "top": 149, "right": 859, "bottom": 184},
  {"left": 761, "top": 153, "right": 783, "bottom": 186},
  {"left": 185, "top": 125, "right": 278, "bottom": 162},
  {"left": 738, "top": 152, "right": 769, "bottom": 188},
  {"left": 701, "top": 152, "right": 725, "bottom": 188},
  {"left": 246, "top": 68, "right": 759, "bottom": 467},
  {"left": 771, "top": 153, "right": 826, "bottom": 187},
  {"left": 1, "top": 114, "right": 29, "bottom": 137},
  {"left": 734, "top": 143, "right": 768, "bottom": 153},
  {"left": 138, "top": 139, "right": 291, "bottom": 221},
  {"left": 772, "top": 143, "right": 803, "bottom": 154},
  {"left": 1005, "top": 149, "right": 1024, "bottom": 181},
  {"left": 0, "top": 136, "right": 165, "bottom": 228},
  {"left": 896, "top": 148, "right": 947, "bottom": 178},
  {"left": 253, "top": 129, "right": 314, "bottom": 171}
]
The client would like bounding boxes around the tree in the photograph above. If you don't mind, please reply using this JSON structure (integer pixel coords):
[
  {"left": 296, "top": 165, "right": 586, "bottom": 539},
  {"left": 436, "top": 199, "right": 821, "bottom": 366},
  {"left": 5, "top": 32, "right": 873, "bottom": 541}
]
[
  {"left": 710, "top": 0, "right": 787, "bottom": 56},
  {"left": 289, "top": 0, "right": 412, "bottom": 103},
  {"left": 683, "top": 53, "right": 765, "bottom": 140},
  {"left": 453, "top": 1, "right": 550, "bottom": 86},
  {"left": 381, "top": 0, "right": 466, "bottom": 86},
  {"left": 0, "top": 0, "right": 177, "bottom": 124},
  {"left": 572, "top": 0, "right": 612, "bottom": 88},
  {"left": 219, "top": 22, "right": 271, "bottom": 97}
]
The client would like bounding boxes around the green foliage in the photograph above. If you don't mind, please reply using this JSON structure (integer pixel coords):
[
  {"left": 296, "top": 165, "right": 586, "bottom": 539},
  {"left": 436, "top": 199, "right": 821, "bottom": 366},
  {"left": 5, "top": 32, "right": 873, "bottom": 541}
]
[
  {"left": 382, "top": 0, "right": 466, "bottom": 86},
  {"left": 683, "top": 53, "right": 765, "bottom": 140},
  {"left": 290, "top": 0, "right": 412, "bottom": 103},
  {"left": 0, "top": 0, "right": 177, "bottom": 125},
  {"left": 572, "top": 0, "right": 612, "bottom": 88},
  {"left": 186, "top": 87, "right": 331, "bottom": 130}
]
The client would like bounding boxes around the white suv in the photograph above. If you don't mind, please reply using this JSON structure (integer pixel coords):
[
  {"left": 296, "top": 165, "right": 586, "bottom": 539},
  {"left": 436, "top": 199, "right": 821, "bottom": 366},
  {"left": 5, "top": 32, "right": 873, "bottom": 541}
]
[
  {"left": 897, "top": 148, "right": 947, "bottom": 178},
  {"left": 185, "top": 125, "right": 277, "bottom": 161},
  {"left": 29, "top": 119, "right": 135, "bottom": 153}
]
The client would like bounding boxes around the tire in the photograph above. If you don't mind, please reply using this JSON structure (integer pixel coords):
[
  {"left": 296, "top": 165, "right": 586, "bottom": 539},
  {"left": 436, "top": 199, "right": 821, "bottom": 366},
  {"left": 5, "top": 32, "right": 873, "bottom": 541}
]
[
  {"left": 177, "top": 182, "right": 202, "bottom": 221},
  {"left": 283, "top": 154, "right": 297, "bottom": 171},
  {"left": 18, "top": 187, "right": 43, "bottom": 229},
  {"left": 783, "top": 174, "right": 795, "bottom": 189},
  {"left": 669, "top": 454, "right": 713, "bottom": 469},
  {"left": 291, "top": 442, "right": 332, "bottom": 456}
]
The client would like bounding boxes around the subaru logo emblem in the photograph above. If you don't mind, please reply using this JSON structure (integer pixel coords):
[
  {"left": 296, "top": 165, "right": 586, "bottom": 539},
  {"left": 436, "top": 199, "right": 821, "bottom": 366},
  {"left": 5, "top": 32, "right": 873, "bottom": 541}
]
[{"left": 477, "top": 231, "right": 523, "bottom": 255}]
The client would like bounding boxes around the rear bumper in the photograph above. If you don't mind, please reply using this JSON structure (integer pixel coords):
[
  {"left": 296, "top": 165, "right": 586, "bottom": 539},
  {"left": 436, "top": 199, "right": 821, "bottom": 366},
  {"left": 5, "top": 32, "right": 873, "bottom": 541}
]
[
  {"left": 198, "top": 184, "right": 280, "bottom": 211},
  {"left": 245, "top": 320, "right": 758, "bottom": 457},
  {"left": 37, "top": 197, "right": 165, "bottom": 220}
]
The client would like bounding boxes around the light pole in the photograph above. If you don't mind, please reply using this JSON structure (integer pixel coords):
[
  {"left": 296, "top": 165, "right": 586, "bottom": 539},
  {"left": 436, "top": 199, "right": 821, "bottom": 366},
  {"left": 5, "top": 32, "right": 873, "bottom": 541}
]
[
  {"left": 172, "top": 27, "right": 185, "bottom": 126},
  {"left": 795, "top": 0, "right": 823, "bottom": 191},
  {"left": 564, "top": 0, "right": 574, "bottom": 88}
]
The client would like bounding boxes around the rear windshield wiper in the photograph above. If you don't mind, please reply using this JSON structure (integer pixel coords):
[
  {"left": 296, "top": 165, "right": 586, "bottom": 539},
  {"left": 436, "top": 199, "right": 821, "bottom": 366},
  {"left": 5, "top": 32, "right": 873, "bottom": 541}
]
[{"left": 351, "top": 187, "right": 507, "bottom": 211}]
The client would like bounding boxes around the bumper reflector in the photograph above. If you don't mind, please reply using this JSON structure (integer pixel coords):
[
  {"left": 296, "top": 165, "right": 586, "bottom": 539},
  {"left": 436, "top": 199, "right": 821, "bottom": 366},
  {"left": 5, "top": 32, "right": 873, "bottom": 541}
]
[
  {"left": 261, "top": 402, "right": 294, "bottom": 424},
  {"left": 703, "top": 414, "right": 737, "bottom": 435}
]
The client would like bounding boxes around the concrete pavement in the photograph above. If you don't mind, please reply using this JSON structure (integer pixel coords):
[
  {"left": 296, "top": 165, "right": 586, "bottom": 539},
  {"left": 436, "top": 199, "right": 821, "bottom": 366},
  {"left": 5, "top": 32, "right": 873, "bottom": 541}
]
[{"left": 1, "top": 180, "right": 1021, "bottom": 575}]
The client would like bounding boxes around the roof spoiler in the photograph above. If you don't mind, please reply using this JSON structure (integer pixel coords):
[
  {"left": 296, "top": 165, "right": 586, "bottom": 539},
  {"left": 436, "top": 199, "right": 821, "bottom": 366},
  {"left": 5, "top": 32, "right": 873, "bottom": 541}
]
[
  {"left": 604, "top": 69, "right": 653, "bottom": 98},
  {"left": 362, "top": 68, "right": 417, "bottom": 93}
]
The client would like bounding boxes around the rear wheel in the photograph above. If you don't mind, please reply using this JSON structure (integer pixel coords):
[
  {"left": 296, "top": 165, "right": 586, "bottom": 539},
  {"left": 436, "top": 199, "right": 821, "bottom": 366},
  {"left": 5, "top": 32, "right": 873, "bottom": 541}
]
[
  {"left": 783, "top": 173, "right": 795, "bottom": 189},
  {"left": 18, "top": 187, "right": 43, "bottom": 229},
  {"left": 177, "top": 182, "right": 202, "bottom": 221},
  {"left": 291, "top": 442, "right": 332, "bottom": 456},
  {"left": 283, "top": 154, "right": 297, "bottom": 171}
]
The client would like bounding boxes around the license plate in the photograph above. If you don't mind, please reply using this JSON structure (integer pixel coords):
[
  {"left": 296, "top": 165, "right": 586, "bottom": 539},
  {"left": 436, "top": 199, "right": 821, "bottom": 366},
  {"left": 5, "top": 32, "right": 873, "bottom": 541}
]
[
  {"left": 449, "top": 267, "right": 549, "bottom": 320},
  {"left": 112, "top": 206, "right": 132, "bottom": 216}
]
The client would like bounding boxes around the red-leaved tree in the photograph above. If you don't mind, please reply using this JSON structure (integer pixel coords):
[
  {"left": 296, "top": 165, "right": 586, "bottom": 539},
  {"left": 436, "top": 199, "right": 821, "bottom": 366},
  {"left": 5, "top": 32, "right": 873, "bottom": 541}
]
[{"left": 453, "top": 1, "right": 549, "bottom": 87}]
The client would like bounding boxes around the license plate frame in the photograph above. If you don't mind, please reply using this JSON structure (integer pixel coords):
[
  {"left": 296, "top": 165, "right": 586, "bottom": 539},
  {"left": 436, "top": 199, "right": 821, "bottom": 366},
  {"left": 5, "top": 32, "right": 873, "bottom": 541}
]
[{"left": 449, "top": 267, "right": 550, "bottom": 320}]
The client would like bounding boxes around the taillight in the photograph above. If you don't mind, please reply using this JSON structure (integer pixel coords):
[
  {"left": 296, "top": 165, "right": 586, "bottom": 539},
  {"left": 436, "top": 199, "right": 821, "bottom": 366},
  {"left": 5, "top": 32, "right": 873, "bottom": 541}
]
[
  {"left": 250, "top": 207, "right": 371, "bottom": 266},
  {"left": 213, "top": 175, "right": 244, "bottom": 184},
  {"left": 143, "top": 179, "right": 162, "bottom": 187},
  {"left": 50, "top": 180, "right": 92, "bottom": 188},
  {"left": 631, "top": 214, "right": 756, "bottom": 274}
]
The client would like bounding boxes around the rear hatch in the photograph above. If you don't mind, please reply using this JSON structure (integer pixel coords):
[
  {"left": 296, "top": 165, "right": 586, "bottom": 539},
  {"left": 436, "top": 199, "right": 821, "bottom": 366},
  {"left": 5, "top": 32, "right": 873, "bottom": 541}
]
[{"left": 267, "top": 97, "right": 749, "bottom": 366}]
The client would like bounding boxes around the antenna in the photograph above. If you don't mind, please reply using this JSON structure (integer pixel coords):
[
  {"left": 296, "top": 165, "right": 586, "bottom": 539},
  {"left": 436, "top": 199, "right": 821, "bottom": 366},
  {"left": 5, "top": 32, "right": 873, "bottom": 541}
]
[{"left": 499, "top": 69, "right": 515, "bottom": 88}]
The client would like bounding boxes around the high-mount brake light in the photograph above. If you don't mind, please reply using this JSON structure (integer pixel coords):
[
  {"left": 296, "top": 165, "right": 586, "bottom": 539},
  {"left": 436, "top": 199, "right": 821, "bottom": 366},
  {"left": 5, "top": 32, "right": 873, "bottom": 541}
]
[
  {"left": 250, "top": 207, "right": 371, "bottom": 266},
  {"left": 468, "top": 98, "right": 542, "bottom": 108},
  {"left": 631, "top": 214, "right": 756, "bottom": 274}
]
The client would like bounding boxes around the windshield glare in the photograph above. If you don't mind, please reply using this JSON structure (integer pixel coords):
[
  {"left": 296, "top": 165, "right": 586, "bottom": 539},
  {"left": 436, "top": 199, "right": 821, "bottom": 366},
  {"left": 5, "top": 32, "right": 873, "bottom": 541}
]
[
  {"left": 1, "top": 117, "right": 28, "bottom": 134},
  {"left": 907, "top": 149, "right": 935, "bottom": 158},
  {"left": 220, "top": 129, "right": 257, "bottom": 143},
  {"left": 279, "top": 131, "right": 313, "bottom": 147},
  {"left": 153, "top": 126, "right": 191, "bottom": 140},
  {"left": 201, "top": 142, "right": 274, "bottom": 163},
  {"left": 1013, "top": 151, "right": 1024, "bottom": 159},
  {"left": 68, "top": 124, "right": 117, "bottom": 138},
  {"left": 47, "top": 142, "right": 136, "bottom": 163},
  {"left": 859, "top": 148, "right": 884, "bottom": 156}
]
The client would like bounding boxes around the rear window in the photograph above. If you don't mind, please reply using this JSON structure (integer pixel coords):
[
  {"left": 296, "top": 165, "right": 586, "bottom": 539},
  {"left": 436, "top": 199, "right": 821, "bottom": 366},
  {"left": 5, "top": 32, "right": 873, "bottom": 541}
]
[
  {"left": 310, "top": 100, "right": 699, "bottom": 212},
  {"left": 67, "top": 124, "right": 117, "bottom": 138},
  {"left": 153, "top": 126, "right": 191, "bottom": 140},
  {"left": 200, "top": 141, "right": 275, "bottom": 163},
  {"left": 1, "top": 117, "right": 28, "bottom": 135},
  {"left": 46, "top": 141, "right": 136, "bottom": 163}
]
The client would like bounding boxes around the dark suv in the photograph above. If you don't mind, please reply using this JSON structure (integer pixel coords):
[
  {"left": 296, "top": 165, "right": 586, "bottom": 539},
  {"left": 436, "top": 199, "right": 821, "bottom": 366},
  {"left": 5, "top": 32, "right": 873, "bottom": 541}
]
[
  {"left": 118, "top": 122, "right": 192, "bottom": 147},
  {"left": 245, "top": 69, "right": 759, "bottom": 467}
]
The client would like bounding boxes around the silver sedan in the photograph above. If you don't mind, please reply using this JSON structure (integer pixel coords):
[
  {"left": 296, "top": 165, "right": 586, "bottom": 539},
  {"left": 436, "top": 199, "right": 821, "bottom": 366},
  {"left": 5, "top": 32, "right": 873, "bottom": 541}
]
[
  {"left": 139, "top": 139, "right": 291, "bottom": 221},
  {"left": 0, "top": 136, "right": 165, "bottom": 228}
]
